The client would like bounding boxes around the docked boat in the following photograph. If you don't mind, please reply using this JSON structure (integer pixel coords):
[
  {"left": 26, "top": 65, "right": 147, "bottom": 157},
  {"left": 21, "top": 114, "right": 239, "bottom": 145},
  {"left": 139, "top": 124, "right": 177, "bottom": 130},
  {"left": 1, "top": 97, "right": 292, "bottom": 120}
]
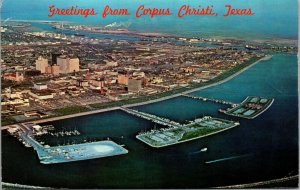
[{"left": 74, "top": 33, "right": 85, "bottom": 37}]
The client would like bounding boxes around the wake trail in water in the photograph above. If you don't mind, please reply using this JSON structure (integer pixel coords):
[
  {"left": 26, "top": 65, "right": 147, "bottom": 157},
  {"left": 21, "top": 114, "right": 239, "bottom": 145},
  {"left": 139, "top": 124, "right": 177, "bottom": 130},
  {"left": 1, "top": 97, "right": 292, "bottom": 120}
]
[
  {"left": 205, "top": 154, "right": 251, "bottom": 164},
  {"left": 267, "top": 82, "right": 284, "bottom": 94},
  {"left": 190, "top": 150, "right": 205, "bottom": 155}
]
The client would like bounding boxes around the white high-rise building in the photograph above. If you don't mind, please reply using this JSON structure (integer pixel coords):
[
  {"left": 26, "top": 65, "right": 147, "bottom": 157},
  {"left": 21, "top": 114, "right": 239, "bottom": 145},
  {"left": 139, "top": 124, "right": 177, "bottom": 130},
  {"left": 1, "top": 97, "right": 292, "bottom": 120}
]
[
  {"left": 57, "top": 55, "right": 80, "bottom": 74},
  {"left": 35, "top": 56, "right": 49, "bottom": 74},
  {"left": 68, "top": 58, "right": 80, "bottom": 73}
]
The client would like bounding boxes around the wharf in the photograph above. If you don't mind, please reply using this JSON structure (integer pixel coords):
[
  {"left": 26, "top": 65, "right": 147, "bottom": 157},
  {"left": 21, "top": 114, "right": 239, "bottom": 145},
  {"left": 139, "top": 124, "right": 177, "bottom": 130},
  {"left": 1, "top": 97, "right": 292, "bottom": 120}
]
[
  {"left": 7, "top": 123, "right": 128, "bottom": 164},
  {"left": 182, "top": 94, "right": 237, "bottom": 107},
  {"left": 38, "top": 141, "right": 128, "bottom": 164},
  {"left": 136, "top": 116, "right": 240, "bottom": 148},
  {"left": 120, "top": 107, "right": 181, "bottom": 128},
  {"left": 224, "top": 96, "right": 274, "bottom": 119}
]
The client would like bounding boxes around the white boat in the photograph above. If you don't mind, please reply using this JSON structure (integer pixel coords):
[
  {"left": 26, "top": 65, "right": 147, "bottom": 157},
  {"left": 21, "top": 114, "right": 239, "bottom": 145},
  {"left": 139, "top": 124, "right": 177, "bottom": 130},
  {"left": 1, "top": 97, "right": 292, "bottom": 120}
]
[{"left": 201, "top": 148, "right": 208, "bottom": 152}]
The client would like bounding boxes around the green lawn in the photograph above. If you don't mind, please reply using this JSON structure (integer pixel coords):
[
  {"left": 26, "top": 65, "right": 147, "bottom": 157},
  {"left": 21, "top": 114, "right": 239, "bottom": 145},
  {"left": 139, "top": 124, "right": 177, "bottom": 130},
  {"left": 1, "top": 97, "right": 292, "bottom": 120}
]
[
  {"left": 180, "top": 127, "right": 224, "bottom": 141},
  {"left": 54, "top": 106, "right": 91, "bottom": 116}
]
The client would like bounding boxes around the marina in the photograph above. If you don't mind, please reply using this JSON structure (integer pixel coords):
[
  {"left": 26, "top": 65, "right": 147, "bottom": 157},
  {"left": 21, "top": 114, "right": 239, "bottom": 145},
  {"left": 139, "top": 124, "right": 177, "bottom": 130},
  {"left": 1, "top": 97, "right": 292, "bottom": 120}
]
[
  {"left": 136, "top": 116, "right": 240, "bottom": 148},
  {"left": 182, "top": 95, "right": 274, "bottom": 119},
  {"left": 223, "top": 97, "right": 274, "bottom": 119},
  {"left": 38, "top": 141, "right": 128, "bottom": 164},
  {"left": 5, "top": 123, "right": 128, "bottom": 164}
]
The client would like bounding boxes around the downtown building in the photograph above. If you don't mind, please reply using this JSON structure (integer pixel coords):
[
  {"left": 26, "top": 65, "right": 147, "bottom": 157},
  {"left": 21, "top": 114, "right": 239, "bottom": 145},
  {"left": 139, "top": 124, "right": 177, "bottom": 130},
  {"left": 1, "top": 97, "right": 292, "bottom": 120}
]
[
  {"left": 35, "top": 56, "right": 49, "bottom": 74},
  {"left": 57, "top": 55, "right": 80, "bottom": 74},
  {"left": 128, "top": 78, "right": 142, "bottom": 92}
]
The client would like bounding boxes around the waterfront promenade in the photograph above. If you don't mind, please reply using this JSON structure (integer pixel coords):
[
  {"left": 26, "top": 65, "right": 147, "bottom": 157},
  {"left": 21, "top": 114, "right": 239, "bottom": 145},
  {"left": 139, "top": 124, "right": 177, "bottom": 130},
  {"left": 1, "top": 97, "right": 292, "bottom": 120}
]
[{"left": 2, "top": 55, "right": 272, "bottom": 127}]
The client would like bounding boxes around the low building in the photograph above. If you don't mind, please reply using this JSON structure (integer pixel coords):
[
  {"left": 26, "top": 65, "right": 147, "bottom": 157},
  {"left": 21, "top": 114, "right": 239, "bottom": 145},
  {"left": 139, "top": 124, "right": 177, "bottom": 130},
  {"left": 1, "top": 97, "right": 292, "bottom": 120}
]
[
  {"left": 3, "top": 72, "right": 24, "bottom": 82},
  {"left": 34, "top": 83, "right": 48, "bottom": 90},
  {"left": 91, "top": 78, "right": 105, "bottom": 88},
  {"left": 77, "top": 80, "right": 89, "bottom": 87},
  {"left": 128, "top": 78, "right": 142, "bottom": 92},
  {"left": 1, "top": 98, "right": 30, "bottom": 107},
  {"left": 133, "top": 71, "right": 145, "bottom": 78},
  {"left": 28, "top": 89, "right": 54, "bottom": 100}
]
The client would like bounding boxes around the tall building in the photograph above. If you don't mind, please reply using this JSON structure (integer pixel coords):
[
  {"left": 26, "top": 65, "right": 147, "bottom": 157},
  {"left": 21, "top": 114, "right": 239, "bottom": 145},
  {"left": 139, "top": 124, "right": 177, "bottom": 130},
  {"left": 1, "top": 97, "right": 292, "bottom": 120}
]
[
  {"left": 35, "top": 56, "right": 49, "bottom": 74},
  {"left": 51, "top": 65, "right": 60, "bottom": 75},
  {"left": 128, "top": 78, "right": 142, "bottom": 92},
  {"left": 45, "top": 66, "right": 52, "bottom": 74},
  {"left": 68, "top": 58, "right": 80, "bottom": 73},
  {"left": 57, "top": 55, "right": 80, "bottom": 74}
]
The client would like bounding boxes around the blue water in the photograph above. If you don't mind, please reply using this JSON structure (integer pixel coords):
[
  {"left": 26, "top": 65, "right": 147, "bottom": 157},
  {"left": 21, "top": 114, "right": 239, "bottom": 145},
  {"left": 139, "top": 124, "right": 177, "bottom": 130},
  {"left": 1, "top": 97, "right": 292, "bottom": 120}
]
[
  {"left": 2, "top": 54, "right": 298, "bottom": 188},
  {"left": 2, "top": 0, "right": 298, "bottom": 39}
]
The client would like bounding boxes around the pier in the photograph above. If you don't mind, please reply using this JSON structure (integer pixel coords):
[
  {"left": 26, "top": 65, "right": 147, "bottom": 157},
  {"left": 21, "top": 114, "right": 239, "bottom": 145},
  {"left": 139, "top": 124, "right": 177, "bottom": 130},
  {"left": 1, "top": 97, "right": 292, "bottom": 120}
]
[
  {"left": 224, "top": 97, "right": 274, "bottom": 119},
  {"left": 120, "top": 107, "right": 241, "bottom": 148},
  {"left": 120, "top": 107, "right": 182, "bottom": 128},
  {"left": 136, "top": 116, "right": 240, "bottom": 148},
  {"left": 7, "top": 123, "right": 128, "bottom": 164},
  {"left": 182, "top": 94, "right": 237, "bottom": 107}
]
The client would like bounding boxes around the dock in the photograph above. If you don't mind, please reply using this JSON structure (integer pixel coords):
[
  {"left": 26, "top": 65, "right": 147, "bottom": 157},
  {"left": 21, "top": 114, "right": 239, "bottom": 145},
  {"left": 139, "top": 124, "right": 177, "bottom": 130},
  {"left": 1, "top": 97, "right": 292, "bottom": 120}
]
[
  {"left": 136, "top": 116, "right": 240, "bottom": 148},
  {"left": 182, "top": 94, "right": 237, "bottom": 107},
  {"left": 120, "top": 107, "right": 182, "bottom": 128},
  {"left": 224, "top": 96, "right": 274, "bottom": 119},
  {"left": 6, "top": 123, "right": 128, "bottom": 164}
]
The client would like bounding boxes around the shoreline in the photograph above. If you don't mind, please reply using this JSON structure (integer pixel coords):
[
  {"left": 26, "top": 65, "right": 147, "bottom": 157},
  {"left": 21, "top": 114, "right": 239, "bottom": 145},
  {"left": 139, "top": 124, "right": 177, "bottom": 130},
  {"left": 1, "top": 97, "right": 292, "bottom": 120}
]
[
  {"left": 2, "top": 174, "right": 297, "bottom": 189},
  {"left": 3, "top": 20, "right": 298, "bottom": 45},
  {"left": 2, "top": 55, "right": 272, "bottom": 127},
  {"left": 215, "top": 175, "right": 299, "bottom": 188}
]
